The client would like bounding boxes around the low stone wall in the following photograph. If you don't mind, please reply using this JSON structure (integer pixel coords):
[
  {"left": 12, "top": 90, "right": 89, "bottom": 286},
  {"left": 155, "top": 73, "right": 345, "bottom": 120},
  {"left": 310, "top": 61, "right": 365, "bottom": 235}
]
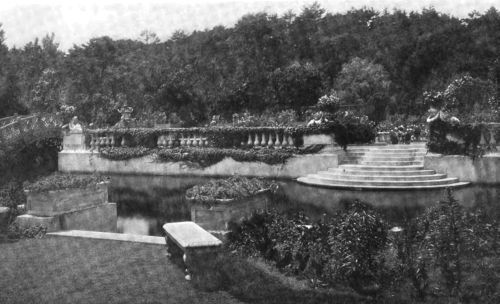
[
  {"left": 189, "top": 190, "right": 271, "bottom": 231},
  {"left": 59, "top": 151, "right": 340, "bottom": 179},
  {"left": 424, "top": 153, "right": 500, "bottom": 184}
]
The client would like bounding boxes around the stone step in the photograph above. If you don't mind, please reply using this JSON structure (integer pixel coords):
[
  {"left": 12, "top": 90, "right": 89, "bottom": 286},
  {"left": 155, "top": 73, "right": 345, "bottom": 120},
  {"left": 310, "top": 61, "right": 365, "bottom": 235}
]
[
  {"left": 316, "top": 171, "right": 447, "bottom": 181},
  {"left": 304, "top": 174, "right": 459, "bottom": 186},
  {"left": 297, "top": 174, "right": 468, "bottom": 190},
  {"left": 328, "top": 168, "right": 437, "bottom": 176},
  {"left": 345, "top": 152, "right": 426, "bottom": 157},
  {"left": 358, "top": 160, "right": 423, "bottom": 166},
  {"left": 339, "top": 164, "right": 424, "bottom": 171},
  {"left": 346, "top": 148, "right": 427, "bottom": 153},
  {"left": 342, "top": 156, "right": 422, "bottom": 162},
  {"left": 296, "top": 177, "right": 469, "bottom": 190}
]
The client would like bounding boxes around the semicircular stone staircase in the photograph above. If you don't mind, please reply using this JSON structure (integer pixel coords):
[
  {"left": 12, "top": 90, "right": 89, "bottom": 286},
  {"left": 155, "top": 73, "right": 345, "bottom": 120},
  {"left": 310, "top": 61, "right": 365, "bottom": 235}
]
[{"left": 297, "top": 143, "right": 470, "bottom": 190}]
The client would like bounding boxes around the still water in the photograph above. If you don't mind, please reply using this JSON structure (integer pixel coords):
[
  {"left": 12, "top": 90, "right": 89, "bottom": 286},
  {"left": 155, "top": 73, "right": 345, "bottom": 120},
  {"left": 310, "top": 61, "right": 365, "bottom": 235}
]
[{"left": 109, "top": 174, "right": 500, "bottom": 236}]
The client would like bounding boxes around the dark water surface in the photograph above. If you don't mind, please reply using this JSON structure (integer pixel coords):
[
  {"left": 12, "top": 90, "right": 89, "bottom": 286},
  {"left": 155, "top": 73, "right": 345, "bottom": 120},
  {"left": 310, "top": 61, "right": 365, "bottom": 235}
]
[{"left": 109, "top": 174, "right": 500, "bottom": 236}]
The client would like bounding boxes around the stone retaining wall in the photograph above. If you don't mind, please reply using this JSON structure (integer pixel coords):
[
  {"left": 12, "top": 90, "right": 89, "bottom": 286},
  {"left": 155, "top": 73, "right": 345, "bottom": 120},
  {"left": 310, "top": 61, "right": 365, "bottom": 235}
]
[
  {"left": 424, "top": 153, "right": 500, "bottom": 184},
  {"left": 59, "top": 151, "right": 340, "bottom": 179}
]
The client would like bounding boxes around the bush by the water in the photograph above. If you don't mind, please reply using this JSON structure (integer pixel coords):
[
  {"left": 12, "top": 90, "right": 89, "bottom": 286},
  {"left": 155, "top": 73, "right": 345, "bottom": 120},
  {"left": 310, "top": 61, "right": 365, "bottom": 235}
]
[
  {"left": 186, "top": 176, "right": 276, "bottom": 201},
  {"left": 24, "top": 173, "right": 108, "bottom": 192}
]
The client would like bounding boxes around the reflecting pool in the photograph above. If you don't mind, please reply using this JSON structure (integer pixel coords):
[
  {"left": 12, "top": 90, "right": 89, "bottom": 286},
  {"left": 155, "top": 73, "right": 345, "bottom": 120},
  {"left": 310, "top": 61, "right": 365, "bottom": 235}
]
[{"left": 109, "top": 174, "right": 500, "bottom": 236}]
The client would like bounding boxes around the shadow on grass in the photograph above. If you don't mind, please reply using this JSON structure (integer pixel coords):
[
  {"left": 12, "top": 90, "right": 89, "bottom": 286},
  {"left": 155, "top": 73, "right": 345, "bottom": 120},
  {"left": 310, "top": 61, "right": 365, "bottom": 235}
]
[{"left": 194, "top": 254, "right": 369, "bottom": 304}]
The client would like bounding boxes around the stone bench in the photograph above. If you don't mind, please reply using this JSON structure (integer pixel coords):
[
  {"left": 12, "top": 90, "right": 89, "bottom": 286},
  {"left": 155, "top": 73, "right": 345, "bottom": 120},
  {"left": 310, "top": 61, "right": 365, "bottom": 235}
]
[{"left": 163, "top": 221, "right": 222, "bottom": 281}]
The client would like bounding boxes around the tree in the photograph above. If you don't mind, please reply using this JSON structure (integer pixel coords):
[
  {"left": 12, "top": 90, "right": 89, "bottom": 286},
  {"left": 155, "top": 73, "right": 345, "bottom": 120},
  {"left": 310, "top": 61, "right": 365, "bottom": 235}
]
[
  {"left": 269, "top": 61, "right": 322, "bottom": 114},
  {"left": 335, "top": 57, "right": 391, "bottom": 121}
]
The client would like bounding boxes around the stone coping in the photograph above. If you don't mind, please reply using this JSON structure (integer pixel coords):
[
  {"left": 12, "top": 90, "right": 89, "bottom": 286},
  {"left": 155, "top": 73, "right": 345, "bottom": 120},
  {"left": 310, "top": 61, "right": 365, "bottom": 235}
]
[
  {"left": 47, "top": 230, "right": 165, "bottom": 245},
  {"left": 163, "top": 221, "right": 222, "bottom": 249}
]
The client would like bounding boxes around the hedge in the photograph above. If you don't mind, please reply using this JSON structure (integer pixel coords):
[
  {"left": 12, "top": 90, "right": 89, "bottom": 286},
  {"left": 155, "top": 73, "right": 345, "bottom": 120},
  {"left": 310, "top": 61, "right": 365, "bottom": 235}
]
[{"left": 99, "top": 145, "right": 325, "bottom": 168}]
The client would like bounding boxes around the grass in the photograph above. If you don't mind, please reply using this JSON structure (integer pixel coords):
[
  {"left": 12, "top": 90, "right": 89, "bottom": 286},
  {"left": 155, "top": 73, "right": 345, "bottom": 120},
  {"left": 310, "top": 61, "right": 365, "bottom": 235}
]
[
  {"left": 0, "top": 237, "right": 241, "bottom": 304},
  {"left": 0, "top": 236, "right": 368, "bottom": 304}
]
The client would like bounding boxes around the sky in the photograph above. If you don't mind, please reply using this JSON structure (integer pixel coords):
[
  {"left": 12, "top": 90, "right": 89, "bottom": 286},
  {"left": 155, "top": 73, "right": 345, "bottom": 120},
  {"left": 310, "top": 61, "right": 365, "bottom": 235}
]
[{"left": 0, "top": 0, "right": 498, "bottom": 51}]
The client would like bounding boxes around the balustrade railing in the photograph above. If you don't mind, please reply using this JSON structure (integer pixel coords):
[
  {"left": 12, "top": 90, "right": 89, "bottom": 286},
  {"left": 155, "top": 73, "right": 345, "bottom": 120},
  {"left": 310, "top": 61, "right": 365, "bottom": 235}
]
[
  {"left": 0, "top": 113, "right": 62, "bottom": 145},
  {"left": 85, "top": 128, "right": 299, "bottom": 150}
]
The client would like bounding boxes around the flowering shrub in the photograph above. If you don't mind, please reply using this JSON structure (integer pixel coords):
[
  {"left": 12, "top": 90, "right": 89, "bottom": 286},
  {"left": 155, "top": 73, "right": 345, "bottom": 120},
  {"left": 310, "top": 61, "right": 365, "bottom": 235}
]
[{"left": 185, "top": 176, "right": 276, "bottom": 202}]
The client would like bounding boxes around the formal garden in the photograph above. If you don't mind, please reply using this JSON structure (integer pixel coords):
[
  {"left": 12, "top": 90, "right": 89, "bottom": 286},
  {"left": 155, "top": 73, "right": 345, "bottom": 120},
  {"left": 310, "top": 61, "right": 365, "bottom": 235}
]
[{"left": 1, "top": 3, "right": 500, "bottom": 304}]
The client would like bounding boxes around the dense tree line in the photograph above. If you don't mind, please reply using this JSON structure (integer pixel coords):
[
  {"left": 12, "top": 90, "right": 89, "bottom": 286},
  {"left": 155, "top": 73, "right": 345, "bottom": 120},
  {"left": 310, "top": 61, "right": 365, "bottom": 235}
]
[{"left": 0, "top": 4, "right": 499, "bottom": 125}]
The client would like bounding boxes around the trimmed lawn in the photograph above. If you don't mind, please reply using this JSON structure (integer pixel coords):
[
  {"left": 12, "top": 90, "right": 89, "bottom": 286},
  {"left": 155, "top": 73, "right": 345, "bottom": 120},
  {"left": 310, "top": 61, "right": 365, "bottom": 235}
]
[{"left": 0, "top": 237, "right": 242, "bottom": 304}]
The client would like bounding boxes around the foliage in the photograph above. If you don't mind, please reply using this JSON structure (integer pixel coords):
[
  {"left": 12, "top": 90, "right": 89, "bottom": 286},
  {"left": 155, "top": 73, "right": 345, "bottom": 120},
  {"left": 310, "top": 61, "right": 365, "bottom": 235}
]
[
  {"left": 24, "top": 173, "right": 107, "bottom": 192},
  {"left": 394, "top": 189, "right": 500, "bottom": 302},
  {"left": 268, "top": 61, "right": 323, "bottom": 113},
  {"left": 427, "top": 119, "right": 483, "bottom": 156},
  {"left": 335, "top": 58, "right": 391, "bottom": 122},
  {"left": 315, "top": 91, "right": 340, "bottom": 114},
  {"left": 186, "top": 176, "right": 276, "bottom": 201},
  {"left": 227, "top": 201, "right": 392, "bottom": 295},
  {"left": 2, "top": 8, "right": 500, "bottom": 125},
  {"left": 99, "top": 146, "right": 152, "bottom": 160},
  {"left": 6, "top": 222, "right": 47, "bottom": 240},
  {"left": 424, "top": 74, "right": 499, "bottom": 123}
]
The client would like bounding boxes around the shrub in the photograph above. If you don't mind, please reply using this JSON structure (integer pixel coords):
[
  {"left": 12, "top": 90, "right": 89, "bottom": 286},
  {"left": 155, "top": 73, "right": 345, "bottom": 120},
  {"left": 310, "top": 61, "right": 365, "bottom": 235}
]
[
  {"left": 24, "top": 173, "right": 108, "bottom": 192},
  {"left": 99, "top": 146, "right": 325, "bottom": 168},
  {"left": 324, "top": 201, "right": 390, "bottom": 294},
  {"left": 227, "top": 201, "right": 393, "bottom": 295},
  {"left": 6, "top": 222, "right": 47, "bottom": 240},
  {"left": 427, "top": 119, "right": 483, "bottom": 156},
  {"left": 185, "top": 176, "right": 276, "bottom": 202}
]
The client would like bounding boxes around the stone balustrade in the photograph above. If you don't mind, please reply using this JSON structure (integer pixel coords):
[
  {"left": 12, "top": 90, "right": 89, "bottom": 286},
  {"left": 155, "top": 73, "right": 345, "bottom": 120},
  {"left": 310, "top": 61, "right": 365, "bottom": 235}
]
[{"left": 85, "top": 128, "right": 299, "bottom": 150}]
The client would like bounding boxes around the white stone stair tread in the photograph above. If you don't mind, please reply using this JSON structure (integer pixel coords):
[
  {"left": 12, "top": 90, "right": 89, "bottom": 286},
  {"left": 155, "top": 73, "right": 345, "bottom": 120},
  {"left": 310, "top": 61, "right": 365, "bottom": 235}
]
[
  {"left": 305, "top": 174, "right": 458, "bottom": 185},
  {"left": 316, "top": 171, "right": 447, "bottom": 180},
  {"left": 328, "top": 168, "right": 436, "bottom": 175},
  {"left": 48, "top": 230, "right": 165, "bottom": 245},
  {"left": 297, "top": 177, "right": 469, "bottom": 190},
  {"left": 340, "top": 164, "right": 424, "bottom": 170}
]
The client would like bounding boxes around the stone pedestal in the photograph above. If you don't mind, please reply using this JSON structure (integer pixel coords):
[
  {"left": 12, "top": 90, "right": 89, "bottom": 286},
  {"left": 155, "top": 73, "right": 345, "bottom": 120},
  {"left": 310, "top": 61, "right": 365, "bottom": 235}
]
[{"left": 62, "top": 132, "right": 86, "bottom": 151}]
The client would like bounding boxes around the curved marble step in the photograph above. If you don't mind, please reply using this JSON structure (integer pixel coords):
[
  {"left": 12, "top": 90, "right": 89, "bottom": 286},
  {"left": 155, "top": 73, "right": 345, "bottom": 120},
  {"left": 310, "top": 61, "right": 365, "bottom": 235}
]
[
  {"left": 303, "top": 174, "right": 459, "bottom": 187},
  {"left": 328, "top": 168, "right": 437, "bottom": 176},
  {"left": 358, "top": 160, "right": 423, "bottom": 166},
  {"left": 297, "top": 176, "right": 469, "bottom": 190},
  {"left": 316, "top": 171, "right": 447, "bottom": 181},
  {"left": 342, "top": 156, "right": 422, "bottom": 162},
  {"left": 339, "top": 164, "right": 424, "bottom": 171}
]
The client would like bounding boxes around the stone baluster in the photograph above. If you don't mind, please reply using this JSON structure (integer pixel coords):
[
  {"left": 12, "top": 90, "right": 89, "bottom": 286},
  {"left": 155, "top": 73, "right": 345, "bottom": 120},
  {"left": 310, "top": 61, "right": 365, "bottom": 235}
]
[
  {"left": 287, "top": 135, "right": 294, "bottom": 147},
  {"left": 282, "top": 133, "right": 289, "bottom": 147},
  {"left": 121, "top": 136, "right": 128, "bottom": 147},
  {"left": 275, "top": 131, "right": 282, "bottom": 148},
  {"left": 267, "top": 132, "right": 274, "bottom": 148},
  {"left": 247, "top": 133, "right": 253, "bottom": 147},
  {"left": 189, "top": 134, "right": 195, "bottom": 146},
  {"left": 193, "top": 136, "right": 199, "bottom": 147},
  {"left": 253, "top": 133, "right": 260, "bottom": 146},
  {"left": 260, "top": 132, "right": 267, "bottom": 146},
  {"left": 157, "top": 135, "right": 163, "bottom": 148}
]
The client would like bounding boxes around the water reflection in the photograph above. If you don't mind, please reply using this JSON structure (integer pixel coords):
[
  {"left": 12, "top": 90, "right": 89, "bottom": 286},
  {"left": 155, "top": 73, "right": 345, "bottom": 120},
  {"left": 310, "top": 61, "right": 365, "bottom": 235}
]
[{"left": 109, "top": 174, "right": 500, "bottom": 236}]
